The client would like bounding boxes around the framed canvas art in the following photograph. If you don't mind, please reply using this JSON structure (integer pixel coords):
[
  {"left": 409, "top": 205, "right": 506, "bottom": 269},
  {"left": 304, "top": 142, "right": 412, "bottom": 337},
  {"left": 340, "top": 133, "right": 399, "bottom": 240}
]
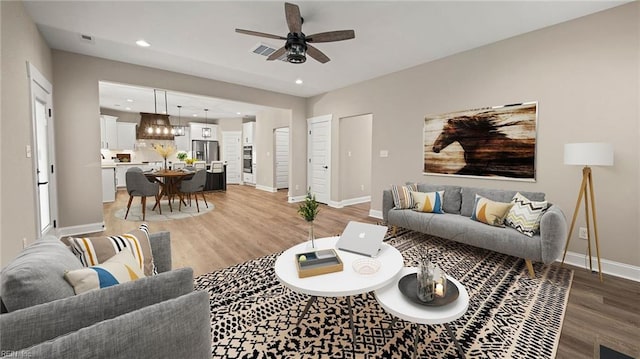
[{"left": 424, "top": 102, "right": 537, "bottom": 181}]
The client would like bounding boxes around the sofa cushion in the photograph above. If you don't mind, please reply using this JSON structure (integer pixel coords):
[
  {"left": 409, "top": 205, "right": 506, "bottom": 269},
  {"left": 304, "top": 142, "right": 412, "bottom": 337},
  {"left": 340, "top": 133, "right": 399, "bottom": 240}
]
[
  {"left": 63, "top": 224, "right": 156, "bottom": 276},
  {"left": 460, "top": 187, "right": 545, "bottom": 217},
  {"left": 415, "top": 184, "right": 462, "bottom": 214},
  {"left": 64, "top": 250, "right": 147, "bottom": 295},
  {"left": 410, "top": 191, "right": 444, "bottom": 213},
  {"left": 470, "top": 194, "right": 513, "bottom": 227},
  {"left": 505, "top": 192, "right": 549, "bottom": 237},
  {"left": 390, "top": 183, "right": 417, "bottom": 209},
  {"left": 0, "top": 236, "right": 82, "bottom": 312}
]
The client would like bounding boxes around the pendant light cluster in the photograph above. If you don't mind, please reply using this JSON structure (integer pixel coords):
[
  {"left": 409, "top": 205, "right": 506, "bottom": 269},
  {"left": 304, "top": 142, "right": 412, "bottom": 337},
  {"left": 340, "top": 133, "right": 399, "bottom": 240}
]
[
  {"left": 202, "top": 108, "right": 211, "bottom": 138},
  {"left": 145, "top": 90, "right": 173, "bottom": 136},
  {"left": 172, "top": 105, "right": 185, "bottom": 136}
]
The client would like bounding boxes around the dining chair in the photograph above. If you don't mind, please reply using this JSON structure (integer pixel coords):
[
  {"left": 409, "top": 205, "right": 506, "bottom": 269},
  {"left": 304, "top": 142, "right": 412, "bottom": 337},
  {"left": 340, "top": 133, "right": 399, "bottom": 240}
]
[
  {"left": 178, "top": 169, "right": 208, "bottom": 212},
  {"left": 193, "top": 161, "right": 206, "bottom": 170},
  {"left": 124, "top": 167, "right": 161, "bottom": 220},
  {"left": 173, "top": 162, "right": 186, "bottom": 170}
]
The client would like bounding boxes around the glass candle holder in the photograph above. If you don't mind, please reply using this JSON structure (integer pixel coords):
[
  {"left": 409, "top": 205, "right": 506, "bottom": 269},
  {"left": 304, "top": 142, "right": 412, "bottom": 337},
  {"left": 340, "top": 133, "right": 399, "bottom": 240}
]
[
  {"left": 417, "top": 257, "right": 436, "bottom": 302},
  {"left": 434, "top": 266, "right": 447, "bottom": 298}
]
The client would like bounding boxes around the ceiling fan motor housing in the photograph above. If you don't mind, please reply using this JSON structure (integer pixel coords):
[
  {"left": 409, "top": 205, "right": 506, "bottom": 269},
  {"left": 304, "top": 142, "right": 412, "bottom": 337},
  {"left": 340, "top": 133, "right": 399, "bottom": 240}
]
[{"left": 285, "top": 32, "right": 307, "bottom": 63}]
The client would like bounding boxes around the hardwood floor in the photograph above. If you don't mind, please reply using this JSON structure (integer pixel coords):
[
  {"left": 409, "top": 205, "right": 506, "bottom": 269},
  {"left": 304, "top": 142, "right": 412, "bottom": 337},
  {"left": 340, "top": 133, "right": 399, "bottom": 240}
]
[{"left": 100, "top": 184, "right": 639, "bottom": 358}]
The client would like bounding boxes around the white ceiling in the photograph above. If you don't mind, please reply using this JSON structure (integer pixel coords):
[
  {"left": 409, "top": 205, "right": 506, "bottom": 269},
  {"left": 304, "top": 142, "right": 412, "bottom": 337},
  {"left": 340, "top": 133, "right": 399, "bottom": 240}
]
[{"left": 24, "top": 1, "right": 626, "bottom": 115}]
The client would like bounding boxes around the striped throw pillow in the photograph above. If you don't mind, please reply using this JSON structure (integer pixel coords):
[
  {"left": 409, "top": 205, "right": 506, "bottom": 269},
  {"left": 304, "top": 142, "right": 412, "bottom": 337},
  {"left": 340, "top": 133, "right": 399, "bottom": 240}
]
[
  {"left": 470, "top": 194, "right": 513, "bottom": 227},
  {"left": 63, "top": 224, "right": 156, "bottom": 276},
  {"left": 64, "top": 250, "right": 146, "bottom": 294},
  {"left": 391, "top": 184, "right": 417, "bottom": 209},
  {"left": 410, "top": 191, "right": 444, "bottom": 213},
  {"left": 505, "top": 192, "right": 549, "bottom": 237}
]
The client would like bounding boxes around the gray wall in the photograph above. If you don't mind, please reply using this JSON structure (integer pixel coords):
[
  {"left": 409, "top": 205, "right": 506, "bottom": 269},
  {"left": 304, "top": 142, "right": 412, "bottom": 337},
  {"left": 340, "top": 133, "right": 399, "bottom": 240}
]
[
  {"left": 1, "top": 1, "right": 53, "bottom": 266},
  {"left": 339, "top": 114, "right": 372, "bottom": 201},
  {"left": 255, "top": 108, "right": 291, "bottom": 190},
  {"left": 307, "top": 3, "right": 640, "bottom": 267}
]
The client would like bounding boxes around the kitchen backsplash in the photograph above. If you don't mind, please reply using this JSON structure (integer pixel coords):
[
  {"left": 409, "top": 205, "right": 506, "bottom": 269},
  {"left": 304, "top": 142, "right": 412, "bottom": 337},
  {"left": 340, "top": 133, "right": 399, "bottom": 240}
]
[{"left": 101, "top": 140, "right": 189, "bottom": 164}]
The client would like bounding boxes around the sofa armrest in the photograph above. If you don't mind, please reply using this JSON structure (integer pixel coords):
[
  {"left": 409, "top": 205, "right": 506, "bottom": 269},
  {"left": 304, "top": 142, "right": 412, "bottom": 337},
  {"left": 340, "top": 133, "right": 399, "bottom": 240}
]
[
  {"left": 5, "top": 291, "right": 211, "bottom": 359},
  {"left": 0, "top": 267, "right": 194, "bottom": 351},
  {"left": 149, "top": 231, "right": 171, "bottom": 273},
  {"left": 382, "top": 189, "right": 394, "bottom": 224},
  {"left": 539, "top": 205, "right": 568, "bottom": 264}
]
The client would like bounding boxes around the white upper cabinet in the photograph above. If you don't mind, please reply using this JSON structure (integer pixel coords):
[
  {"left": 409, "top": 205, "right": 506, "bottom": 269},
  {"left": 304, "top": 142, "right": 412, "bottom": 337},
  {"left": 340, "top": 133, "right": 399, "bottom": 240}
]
[
  {"left": 243, "top": 122, "right": 255, "bottom": 145},
  {"left": 116, "top": 122, "right": 137, "bottom": 150},
  {"left": 174, "top": 126, "right": 191, "bottom": 152},
  {"left": 190, "top": 122, "right": 218, "bottom": 141},
  {"left": 100, "top": 115, "right": 118, "bottom": 149}
]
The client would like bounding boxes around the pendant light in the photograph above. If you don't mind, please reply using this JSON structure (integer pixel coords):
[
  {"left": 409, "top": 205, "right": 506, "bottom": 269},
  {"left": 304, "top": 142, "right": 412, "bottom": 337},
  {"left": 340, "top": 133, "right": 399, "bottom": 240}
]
[
  {"left": 173, "top": 105, "right": 185, "bottom": 136},
  {"left": 202, "top": 108, "right": 211, "bottom": 138}
]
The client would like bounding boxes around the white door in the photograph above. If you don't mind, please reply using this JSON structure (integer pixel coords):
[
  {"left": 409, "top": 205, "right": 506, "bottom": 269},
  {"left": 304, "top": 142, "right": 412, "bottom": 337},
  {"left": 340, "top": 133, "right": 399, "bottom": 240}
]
[
  {"left": 274, "top": 127, "right": 290, "bottom": 189},
  {"left": 28, "top": 63, "right": 57, "bottom": 238},
  {"left": 222, "top": 131, "right": 242, "bottom": 184},
  {"left": 307, "top": 115, "right": 332, "bottom": 204}
]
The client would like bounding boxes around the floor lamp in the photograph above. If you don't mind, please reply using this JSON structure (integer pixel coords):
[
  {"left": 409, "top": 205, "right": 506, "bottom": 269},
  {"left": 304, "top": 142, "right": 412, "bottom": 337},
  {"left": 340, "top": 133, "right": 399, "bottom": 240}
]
[{"left": 562, "top": 143, "right": 614, "bottom": 282}]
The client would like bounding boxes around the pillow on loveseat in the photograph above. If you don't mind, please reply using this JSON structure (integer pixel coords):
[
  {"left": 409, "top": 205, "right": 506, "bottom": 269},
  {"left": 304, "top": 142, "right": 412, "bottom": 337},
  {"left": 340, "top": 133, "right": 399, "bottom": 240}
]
[
  {"left": 391, "top": 183, "right": 417, "bottom": 209},
  {"left": 410, "top": 191, "right": 444, "bottom": 213},
  {"left": 64, "top": 249, "right": 146, "bottom": 295},
  {"left": 504, "top": 192, "right": 549, "bottom": 237},
  {"left": 0, "top": 236, "right": 82, "bottom": 312},
  {"left": 470, "top": 194, "right": 513, "bottom": 227},
  {"left": 62, "top": 224, "right": 156, "bottom": 276}
]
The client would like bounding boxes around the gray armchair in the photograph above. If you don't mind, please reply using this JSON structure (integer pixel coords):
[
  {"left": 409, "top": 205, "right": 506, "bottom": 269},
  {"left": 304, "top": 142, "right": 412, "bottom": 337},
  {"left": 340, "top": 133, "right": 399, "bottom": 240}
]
[
  {"left": 0, "top": 232, "right": 211, "bottom": 358},
  {"left": 178, "top": 169, "right": 208, "bottom": 212},
  {"left": 125, "top": 167, "right": 161, "bottom": 220}
]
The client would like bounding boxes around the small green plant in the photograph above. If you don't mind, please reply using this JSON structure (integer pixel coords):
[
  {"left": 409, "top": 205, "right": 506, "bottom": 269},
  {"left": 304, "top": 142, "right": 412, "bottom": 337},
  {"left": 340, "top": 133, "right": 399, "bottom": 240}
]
[
  {"left": 176, "top": 151, "right": 188, "bottom": 161},
  {"left": 298, "top": 190, "right": 319, "bottom": 222}
]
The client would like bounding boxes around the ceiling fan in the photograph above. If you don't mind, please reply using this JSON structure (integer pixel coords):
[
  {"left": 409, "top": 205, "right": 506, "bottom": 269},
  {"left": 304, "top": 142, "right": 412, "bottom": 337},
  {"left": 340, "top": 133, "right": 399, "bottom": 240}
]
[{"left": 235, "top": 2, "right": 355, "bottom": 64}]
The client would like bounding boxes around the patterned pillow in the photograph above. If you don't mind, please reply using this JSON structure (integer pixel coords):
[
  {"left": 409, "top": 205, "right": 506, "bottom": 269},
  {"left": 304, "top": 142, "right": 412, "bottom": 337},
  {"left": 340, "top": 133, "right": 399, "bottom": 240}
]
[
  {"left": 64, "top": 250, "right": 146, "bottom": 295},
  {"left": 470, "top": 194, "right": 513, "bottom": 227},
  {"left": 410, "top": 191, "right": 444, "bottom": 213},
  {"left": 62, "top": 223, "right": 156, "bottom": 276},
  {"left": 390, "top": 183, "right": 417, "bottom": 209},
  {"left": 505, "top": 192, "right": 549, "bottom": 237}
]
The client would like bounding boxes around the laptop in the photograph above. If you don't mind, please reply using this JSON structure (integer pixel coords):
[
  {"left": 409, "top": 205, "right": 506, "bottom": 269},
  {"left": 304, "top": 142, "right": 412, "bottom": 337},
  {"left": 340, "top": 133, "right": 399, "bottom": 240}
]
[{"left": 336, "top": 221, "right": 388, "bottom": 257}]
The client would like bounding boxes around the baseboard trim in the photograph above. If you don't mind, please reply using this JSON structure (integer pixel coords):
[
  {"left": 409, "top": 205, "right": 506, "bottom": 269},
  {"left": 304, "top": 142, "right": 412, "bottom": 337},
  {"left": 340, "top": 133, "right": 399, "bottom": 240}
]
[
  {"left": 256, "top": 185, "right": 277, "bottom": 193},
  {"left": 328, "top": 196, "right": 371, "bottom": 209},
  {"left": 558, "top": 251, "right": 640, "bottom": 282},
  {"left": 288, "top": 195, "right": 306, "bottom": 203},
  {"left": 369, "top": 210, "right": 383, "bottom": 219},
  {"left": 57, "top": 222, "right": 105, "bottom": 238}
]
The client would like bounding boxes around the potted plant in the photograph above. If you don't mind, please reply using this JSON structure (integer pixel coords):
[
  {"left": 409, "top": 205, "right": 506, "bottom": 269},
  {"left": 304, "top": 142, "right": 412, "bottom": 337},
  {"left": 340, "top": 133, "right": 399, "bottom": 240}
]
[
  {"left": 176, "top": 151, "right": 188, "bottom": 162},
  {"left": 298, "top": 190, "right": 320, "bottom": 248}
]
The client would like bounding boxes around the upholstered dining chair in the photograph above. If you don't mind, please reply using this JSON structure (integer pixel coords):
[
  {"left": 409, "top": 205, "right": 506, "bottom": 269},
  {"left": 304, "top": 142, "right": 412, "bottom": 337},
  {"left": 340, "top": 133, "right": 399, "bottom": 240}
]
[
  {"left": 172, "top": 162, "right": 186, "bottom": 170},
  {"left": 125, "top": 167, "right": 161, "bottom": 220},
  {"left": 193, "top": 161, "right": 207, "bottom": 170},
  {"left": 178, "top": 169, "right": 208, "bottom": 212}
]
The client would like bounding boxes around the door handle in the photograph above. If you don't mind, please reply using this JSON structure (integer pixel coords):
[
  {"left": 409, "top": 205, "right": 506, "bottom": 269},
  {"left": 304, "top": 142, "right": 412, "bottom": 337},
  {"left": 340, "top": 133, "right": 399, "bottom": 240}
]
[
  {"left": 37, "top": 181, "right": 49, "bottom": 186},
  {"left": 322, "top": 166, "right": 328, "bottom": 169}
]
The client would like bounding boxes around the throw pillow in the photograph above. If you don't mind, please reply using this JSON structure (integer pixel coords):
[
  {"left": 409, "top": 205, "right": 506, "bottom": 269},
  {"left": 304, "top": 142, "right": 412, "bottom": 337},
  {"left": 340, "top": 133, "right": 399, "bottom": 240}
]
[
  {"left": 64, "top": 250, "right": 146, "bottom": 295},
  {"left": 505, "top": 192, "right": 549, "bottom": 237},
  {"left": 470, "top": 194, "right": 513, "bottom": 227},
  {"left": 410, "top": 191, "right": 445, "bottom": 213},
  {"left": 390, "top": 183, "right": 417, "bottom": 209},
  {"left": 62, "top": 223, "right": 156, "bottom": 276}
]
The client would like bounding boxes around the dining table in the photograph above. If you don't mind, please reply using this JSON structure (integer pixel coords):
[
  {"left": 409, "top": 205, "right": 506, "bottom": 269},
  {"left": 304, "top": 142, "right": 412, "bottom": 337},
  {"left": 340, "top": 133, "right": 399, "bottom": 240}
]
[{"left": 145, "top": 169, "right": 194, "bottom": 212}]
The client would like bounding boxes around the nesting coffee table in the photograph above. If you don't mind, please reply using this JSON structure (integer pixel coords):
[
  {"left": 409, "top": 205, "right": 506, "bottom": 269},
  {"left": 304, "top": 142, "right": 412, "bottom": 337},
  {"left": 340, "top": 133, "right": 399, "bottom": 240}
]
[
  {"left": 274, "top": 236, "right": 404, "bottom": 347},
  {"left": 374, "top": 266, "right": 469, "bottom": 359}
]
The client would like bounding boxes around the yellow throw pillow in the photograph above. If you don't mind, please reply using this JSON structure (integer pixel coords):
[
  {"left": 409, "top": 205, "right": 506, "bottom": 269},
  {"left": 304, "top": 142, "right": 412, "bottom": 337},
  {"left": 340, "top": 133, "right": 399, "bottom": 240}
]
[
  {"left": 64, "top": 250, "right": 146, "bottom": 295},
  {"left": 470, "top": 194, "right": 513, "bottom": 227},
  {"left": 410, "top": 191, "right": 444, "bottom": 213}
]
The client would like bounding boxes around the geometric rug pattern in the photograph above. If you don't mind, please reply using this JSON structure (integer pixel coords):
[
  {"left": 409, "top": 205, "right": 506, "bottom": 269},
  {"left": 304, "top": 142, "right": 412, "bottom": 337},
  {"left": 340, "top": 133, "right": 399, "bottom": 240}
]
[
  {"left": 195, "top": 229, "right": 573, "bottom": 358},
  {"left": 114, "top": 200, "right": 213, "bottom": 221}
]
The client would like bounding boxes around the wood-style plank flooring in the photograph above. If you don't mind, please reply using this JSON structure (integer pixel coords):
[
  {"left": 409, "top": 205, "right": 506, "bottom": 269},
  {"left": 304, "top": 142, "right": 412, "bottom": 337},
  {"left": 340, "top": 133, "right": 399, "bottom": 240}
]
[{"left": 99, "top": 184, "right": 639, "bottom": 358}]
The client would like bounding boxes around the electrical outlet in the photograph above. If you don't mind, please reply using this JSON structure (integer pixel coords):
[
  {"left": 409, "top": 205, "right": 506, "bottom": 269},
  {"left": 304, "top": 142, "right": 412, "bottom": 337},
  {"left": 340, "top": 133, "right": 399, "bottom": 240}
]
[
  {"left": 361, "top": 184, "right": 365, "bottom": 191},
  {"left": 22, "top": 238, "right": 28, "bottom": 249},
  {"left": 579, "top": 227, "right": 588, "bottom": 240},
  {"left": 295, "top": 184, "right": 299, "bottom": 190}
]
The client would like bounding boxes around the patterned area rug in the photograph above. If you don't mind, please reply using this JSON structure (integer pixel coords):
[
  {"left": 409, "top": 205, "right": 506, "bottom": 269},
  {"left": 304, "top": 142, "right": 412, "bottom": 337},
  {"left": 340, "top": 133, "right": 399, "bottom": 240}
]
[
  {"left": 195, "top": 229, "right": 573, "bottom": 358},
  {"left": 114, "top": 199, "right": 213, "bottom": 221}
]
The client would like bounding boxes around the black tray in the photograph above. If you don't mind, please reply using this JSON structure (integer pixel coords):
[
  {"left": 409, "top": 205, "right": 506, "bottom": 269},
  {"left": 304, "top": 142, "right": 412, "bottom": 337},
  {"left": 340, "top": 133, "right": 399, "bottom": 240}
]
[{"left": 398, "top": 273, "right": 459, "bottom": 306}]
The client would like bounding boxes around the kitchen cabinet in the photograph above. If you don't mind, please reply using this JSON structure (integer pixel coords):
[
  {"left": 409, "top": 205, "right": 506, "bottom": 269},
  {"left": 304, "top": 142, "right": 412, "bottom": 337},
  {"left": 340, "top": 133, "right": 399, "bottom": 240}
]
[
  {"left": 101, "top": 167, "right": 116, "bottom": 202},
  {"left": 174, "top": 126, "right": 191, "bottom": 152},
  {"left": 243, "top": 122, "right": 255, "bottom": 145},
  {"left": 116, "top": 122, "right": 137, "bottom": 150},
  {"left": 100, "top": 115, "right": 118, "bottom": 149},
  {"left": 190, "top": 122, "right": 218, "bottom": 141},
  {"left": 115, "top": 165, "right": 128, "bottom": 188}
]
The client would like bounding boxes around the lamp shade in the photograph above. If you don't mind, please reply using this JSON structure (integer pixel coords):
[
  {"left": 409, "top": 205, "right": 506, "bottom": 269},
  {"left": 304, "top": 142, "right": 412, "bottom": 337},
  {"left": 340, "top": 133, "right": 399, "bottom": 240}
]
[{"left": 564, "top": 143, "right": 614, "bottom": 166}]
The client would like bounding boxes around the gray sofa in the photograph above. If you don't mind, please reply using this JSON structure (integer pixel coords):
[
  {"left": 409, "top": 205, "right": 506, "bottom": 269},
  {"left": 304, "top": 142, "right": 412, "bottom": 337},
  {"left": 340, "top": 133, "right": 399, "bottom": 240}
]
[
  {"left": 383, "top": 183, "right": 568, "bottom": 278},
  {"left": 0, "top": 232, "right": 211, "bottom": 358}
]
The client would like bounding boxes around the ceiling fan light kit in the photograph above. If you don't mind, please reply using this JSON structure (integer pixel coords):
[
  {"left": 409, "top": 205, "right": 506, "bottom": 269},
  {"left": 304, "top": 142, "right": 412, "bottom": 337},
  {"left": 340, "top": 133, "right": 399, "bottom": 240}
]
[{"left": 236, "top": 2, "right": 355, "bottom": 64}]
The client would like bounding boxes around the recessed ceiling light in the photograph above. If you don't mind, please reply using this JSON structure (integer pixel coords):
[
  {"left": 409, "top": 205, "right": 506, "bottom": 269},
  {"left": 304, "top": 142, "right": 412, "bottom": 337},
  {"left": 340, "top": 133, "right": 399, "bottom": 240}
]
[
  {"left": 125, "top": 107, "right": 131, "bottom": 111},
  {"left": 126, "top": 99, "right": 134, "bottom": 103},
  {"left": 192, "top": 114, "right": 198, "bottom": 117},
  {"left": 136, "top": 39, "right": 151, "bottom": 47},
  {"left": 295, "top": 78, "right": 303, "bottom": 85},
  {"left": 236, "top": 112, "right": 242, "bottom": 115}
]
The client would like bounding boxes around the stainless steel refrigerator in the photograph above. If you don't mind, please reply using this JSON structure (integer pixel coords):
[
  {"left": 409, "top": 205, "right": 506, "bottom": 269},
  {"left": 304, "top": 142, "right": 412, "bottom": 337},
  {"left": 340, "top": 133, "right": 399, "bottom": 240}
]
[{"left": 192, "top": 140, "right": 219, "bottom": 163}]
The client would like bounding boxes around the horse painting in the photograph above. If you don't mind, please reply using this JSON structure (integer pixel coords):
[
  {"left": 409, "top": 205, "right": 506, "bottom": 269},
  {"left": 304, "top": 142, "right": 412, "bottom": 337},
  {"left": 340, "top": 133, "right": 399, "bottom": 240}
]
[{"left": 426, "top": 106, "right": 536, "bottom": 179}]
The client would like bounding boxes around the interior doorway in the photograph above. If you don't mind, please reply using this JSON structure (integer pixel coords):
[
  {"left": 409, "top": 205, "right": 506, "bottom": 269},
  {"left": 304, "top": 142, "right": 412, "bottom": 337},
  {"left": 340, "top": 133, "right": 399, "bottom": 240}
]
[
  {"left": 222, "top": 131, "right": 242, "bottom": 184},
  {"left": 307, "top": 114, "right": 332, "bottom": 204},
  {"left": 274, "top": 127, "right": 290, "bottom": 190}
]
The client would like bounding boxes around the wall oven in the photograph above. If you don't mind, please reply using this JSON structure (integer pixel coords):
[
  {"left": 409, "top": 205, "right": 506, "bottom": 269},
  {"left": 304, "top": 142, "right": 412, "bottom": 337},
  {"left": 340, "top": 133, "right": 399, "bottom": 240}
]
[{"left": 243, "top": 145, "right": 253, "bottom": 173}]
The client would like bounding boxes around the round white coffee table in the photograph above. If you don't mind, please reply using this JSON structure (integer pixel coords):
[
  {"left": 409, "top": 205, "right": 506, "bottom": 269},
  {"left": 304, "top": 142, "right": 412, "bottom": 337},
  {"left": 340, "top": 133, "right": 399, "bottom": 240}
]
[
  {"left": 374, "top": 267, "right": 469, "bottom": 358},
  {"left": 274, "top": 236, "right": 404, "bottom": 347}
]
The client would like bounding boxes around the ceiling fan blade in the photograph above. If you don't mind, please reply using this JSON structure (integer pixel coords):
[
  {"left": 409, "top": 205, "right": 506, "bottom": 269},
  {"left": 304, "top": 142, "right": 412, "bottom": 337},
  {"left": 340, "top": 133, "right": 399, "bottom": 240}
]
[
  {"left": 307, "top": 30, "right": 355, "bottom": 43},
  {"left": 266, "top": 46, "right": 286, "bottom": 61},
  {"left": 285, "top": 2, "right": 302, "bottom": 33},
  {"left": 235, "top": 29, "right": 286, "bottom": 40},
  {"left": 306, "top": 44, "right": 330, "bottom": 64}
]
